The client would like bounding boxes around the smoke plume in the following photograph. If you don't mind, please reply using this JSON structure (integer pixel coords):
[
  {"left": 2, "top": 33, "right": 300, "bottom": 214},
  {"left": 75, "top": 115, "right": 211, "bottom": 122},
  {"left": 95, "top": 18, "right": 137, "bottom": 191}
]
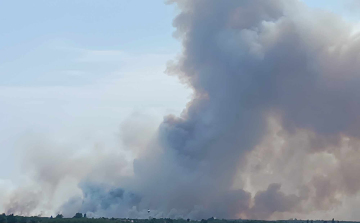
[{"left": 4, "top": 0, "right": 360, "bottom": 220}]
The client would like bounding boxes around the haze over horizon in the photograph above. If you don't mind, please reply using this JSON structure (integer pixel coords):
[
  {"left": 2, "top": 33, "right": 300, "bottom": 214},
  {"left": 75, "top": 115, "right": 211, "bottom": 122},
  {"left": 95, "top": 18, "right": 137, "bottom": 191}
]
[{"left": 2, "top": 0, "right": 360, "bottom": 221}]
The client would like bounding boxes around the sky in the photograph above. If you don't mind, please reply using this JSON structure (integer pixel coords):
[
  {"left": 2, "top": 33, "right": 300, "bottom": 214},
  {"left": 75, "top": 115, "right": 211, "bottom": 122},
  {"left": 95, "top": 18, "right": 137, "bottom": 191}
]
[
  {"left": 0, "top": 0, "right": 189, "bottom": 180},
  {"left": 2, "top": 0, "right": 360, "bottom": 220}
]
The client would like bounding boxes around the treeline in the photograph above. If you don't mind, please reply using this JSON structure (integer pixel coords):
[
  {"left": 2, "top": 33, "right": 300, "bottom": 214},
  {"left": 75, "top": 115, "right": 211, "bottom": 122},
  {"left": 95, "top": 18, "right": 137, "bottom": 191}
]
[
  {"left": 0, "top": 214, "right": 343, "bottom": 223},
  {"left": 0, "top": 214, "right": 229, "bottom": 223},
  {"left": 0, "top": 214, "right": 260, "bottom": 223}
]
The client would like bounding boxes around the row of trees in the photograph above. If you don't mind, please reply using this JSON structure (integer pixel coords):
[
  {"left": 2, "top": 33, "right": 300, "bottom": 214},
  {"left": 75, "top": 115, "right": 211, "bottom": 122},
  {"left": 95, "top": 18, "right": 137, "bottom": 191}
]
[
  {"left": 50, "top": 213, "right": 86, "bottom": 219},
  {"left": 0, "top": 215, "right": 231, "bottom": 223},
  {"left": 0, "top": 213, "right": 88, "bottom": 223},
  {"left": 0, "top": 214, "right": 342, "bottom": 223}
]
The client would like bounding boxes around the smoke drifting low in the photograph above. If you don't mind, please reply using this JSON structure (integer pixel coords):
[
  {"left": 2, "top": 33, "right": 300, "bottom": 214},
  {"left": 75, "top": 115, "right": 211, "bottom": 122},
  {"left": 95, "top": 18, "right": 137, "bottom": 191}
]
[{"left": 3, "top": 0, "right": 360, "bottom": 220}]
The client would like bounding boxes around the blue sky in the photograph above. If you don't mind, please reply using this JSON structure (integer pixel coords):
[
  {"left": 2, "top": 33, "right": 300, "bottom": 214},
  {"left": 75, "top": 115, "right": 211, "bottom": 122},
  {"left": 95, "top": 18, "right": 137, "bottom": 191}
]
[
  {"left": 0, "top": 0, "right": 359, "bottom": 188},
  {"left": 0, "top": 0, "right": 187, "bottom": 183},
  {"left": 0, "top": 0, "right": 180, "bottom": 86}
]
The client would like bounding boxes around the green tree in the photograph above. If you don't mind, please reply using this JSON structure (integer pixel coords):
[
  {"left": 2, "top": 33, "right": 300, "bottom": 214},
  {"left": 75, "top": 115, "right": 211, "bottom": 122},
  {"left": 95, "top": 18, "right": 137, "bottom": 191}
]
[
  {"left": 0, "top": 214, "right": 6, "bottom": 223},
  {"left": 55, "top": 214, "right": 63, "bottom": 219},
  {"left": 20, "top": 217, "right": 27, "bottom": 223},
  {"left": 73, "top": 213, "right": 83, "bottom": 218},
  {"left": 7, "top": 214, "right": 17, "bottom": 223}
]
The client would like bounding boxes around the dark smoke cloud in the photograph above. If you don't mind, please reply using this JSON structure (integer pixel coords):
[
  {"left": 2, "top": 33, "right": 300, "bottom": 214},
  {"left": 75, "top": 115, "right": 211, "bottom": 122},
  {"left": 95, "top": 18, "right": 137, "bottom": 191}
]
[
  {"left": 60, "top": 182, "right": 141, "bottom": 218},
  {"left": 4, "top": 0, "right": 360, "bottom": 220},
  {"left": 249, "top": 184, "right": 303, "bottom": 219}
]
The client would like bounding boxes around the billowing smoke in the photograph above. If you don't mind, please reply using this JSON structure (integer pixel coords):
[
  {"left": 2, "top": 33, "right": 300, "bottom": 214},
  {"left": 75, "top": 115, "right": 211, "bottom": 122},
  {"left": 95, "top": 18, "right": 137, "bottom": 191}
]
[{"left": 4, "top": 0, "right": 360, "bottom": 220}]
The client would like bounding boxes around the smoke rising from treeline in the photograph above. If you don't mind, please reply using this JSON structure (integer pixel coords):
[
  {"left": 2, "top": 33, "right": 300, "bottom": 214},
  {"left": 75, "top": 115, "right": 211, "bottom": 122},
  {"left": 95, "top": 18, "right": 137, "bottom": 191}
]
[{"left": 3, "top": 0, "right": 360, "bottom": 220}]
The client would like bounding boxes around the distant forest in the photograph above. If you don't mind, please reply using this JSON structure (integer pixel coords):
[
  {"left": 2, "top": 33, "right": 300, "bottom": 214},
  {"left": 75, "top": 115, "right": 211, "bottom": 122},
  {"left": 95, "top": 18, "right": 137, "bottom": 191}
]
[{"left": 0, "top": 214, "right": 345, "bottom": 223}]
